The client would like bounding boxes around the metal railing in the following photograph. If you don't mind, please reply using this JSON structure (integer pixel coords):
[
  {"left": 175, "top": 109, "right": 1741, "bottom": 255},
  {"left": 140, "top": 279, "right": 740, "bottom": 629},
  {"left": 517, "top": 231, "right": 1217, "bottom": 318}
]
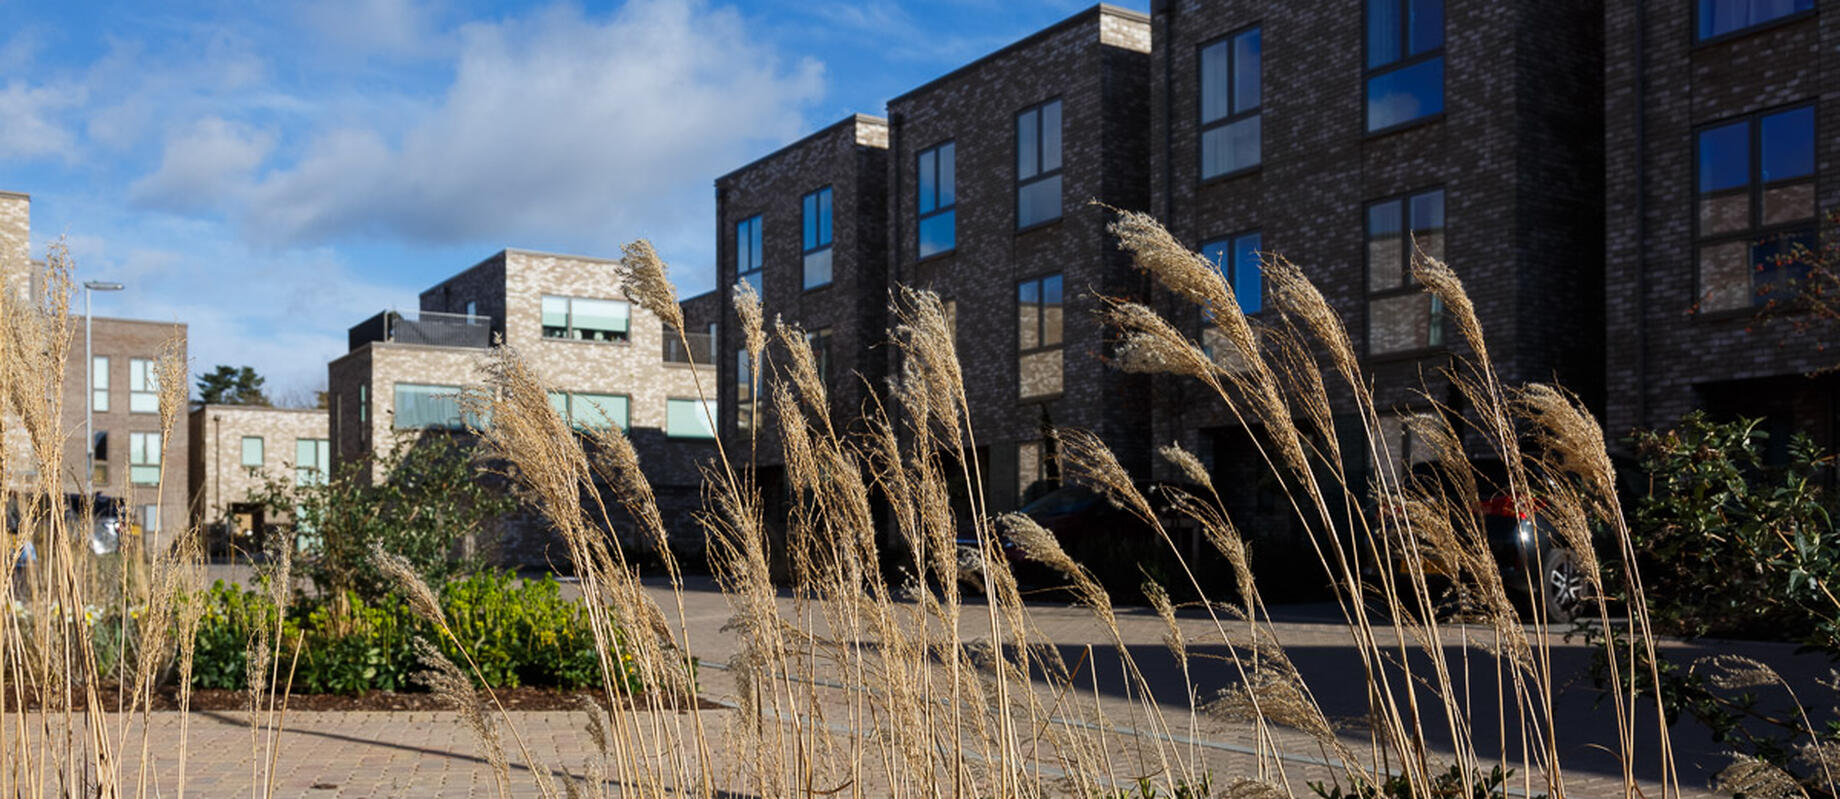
[
  {"left": 349, "top": 310, "right": 492, "bottom": 350},
  {"left": 663, "top": 329, "right": 716, "bottom": 364}
]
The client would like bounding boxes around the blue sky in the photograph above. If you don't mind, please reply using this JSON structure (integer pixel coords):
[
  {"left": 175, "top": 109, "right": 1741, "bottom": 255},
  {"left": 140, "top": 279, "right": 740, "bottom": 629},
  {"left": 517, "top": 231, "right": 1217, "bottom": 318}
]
[{"left": 0, "top": 0, "right": 1146, "bottom": 400}]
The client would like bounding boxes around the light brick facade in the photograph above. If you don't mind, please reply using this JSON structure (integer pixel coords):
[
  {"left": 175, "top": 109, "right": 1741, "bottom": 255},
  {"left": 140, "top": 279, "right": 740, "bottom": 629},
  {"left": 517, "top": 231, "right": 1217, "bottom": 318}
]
[
  {"left": 330, "top": 248, "right": 719, "bottom": 565},
  {"left": 187, "top": 404, "right": 331, "bottom": 547},
  {"left": 66, "top": 316, "right": 190, "bottom": 551}
]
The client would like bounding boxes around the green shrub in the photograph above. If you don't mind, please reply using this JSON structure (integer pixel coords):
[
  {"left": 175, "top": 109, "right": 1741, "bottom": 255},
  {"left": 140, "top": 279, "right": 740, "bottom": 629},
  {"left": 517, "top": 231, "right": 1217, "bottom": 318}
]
[
  {"left": 187, "top": 571, "right": 639, "bottom": 695},
  {"left": 1625, "top": 411, "right": 1838, "bottom": 650}
]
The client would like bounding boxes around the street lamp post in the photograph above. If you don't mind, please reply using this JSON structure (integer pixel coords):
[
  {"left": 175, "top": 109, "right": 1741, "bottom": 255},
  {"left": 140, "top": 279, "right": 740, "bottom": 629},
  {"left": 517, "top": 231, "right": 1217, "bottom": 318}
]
[{"left": 83, "top": 280, "right": 124, "bottom": 498}]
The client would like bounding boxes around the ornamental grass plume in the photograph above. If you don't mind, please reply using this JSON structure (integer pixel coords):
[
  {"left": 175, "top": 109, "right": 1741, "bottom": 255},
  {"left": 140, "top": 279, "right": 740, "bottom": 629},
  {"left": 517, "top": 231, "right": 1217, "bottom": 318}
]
[{"left": 617, "top": 239, "right": 682, "bottom": 333}]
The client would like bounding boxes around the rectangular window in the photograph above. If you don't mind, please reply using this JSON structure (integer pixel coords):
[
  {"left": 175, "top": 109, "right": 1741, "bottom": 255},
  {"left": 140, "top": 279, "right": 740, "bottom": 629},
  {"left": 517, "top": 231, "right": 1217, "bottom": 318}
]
[
  {"left": 91, "top": 356, "right": 109, "bottom": 412},
  {"left": 736, "top": 215, "right": 764, "bottom": 299},
  {"left": 129, "top": 431, "right": 160, "bottom": 485},
  {"left": 1365, "top": 0, "right": 1444, "bottom": 133},
  {"left": 129, "top": 358, "right": 159, "bottom": 413},
  {"left": 806, "top": 328, "right": 832, "bottom": 384},
  {"left": 736, "top": 350, "right": 754, "bottom": 433},
  {"left": 802, "top": 186, "right": 833, "bottom": 289},
  {"left": 463, "top": 300, "right": 477, "bottom": 319},
  {"left": 1200, "top": 232, "right": 1265, "bottom": 315},
  {"left": 1017, "top": 274, "right": 1064, "bottom": 400},
  {"left": 241, "top": 436, "right": 264, "bottom": 469},
  {"left": 666, "top": 398, "right": 718, "bottom": 439},
  {"left": 541, "top": 295, "right": 631, "bottom": 342},
  {"left": 393, "top": 383, "right": 468, "bottom": 429},
  {"left": 548, "top": 391, "right": 631, "bottom": 432},
  {"left": 917, "top": 141, "right": 957, "bottom": 258},
  {"left": 1017, "top": 99, "right": 1063, "bottom": 229},
  {"left": 358, "top": 383, "right": 368, "bottom": 424},
  {"left": 92, "top": 431, "right": 108, "bottom": 486},
  {"left": 1200, "top": 26, "right": 1261, "bottom": 179},
  {"left": 140, "top": 504, "right": 160, "bottom": 534},
  {"left": 1696, "top": 104, "right": 1818, "bottom": 313},
  {"left": 1699, "top": 0, "right": 1814, "bottom": 41},
  {"left": 1366, "top": 189, "right": 1446, "bottom": 354},
  {"left": 295, "top": 438, "right": 331, "bottom": 486}
]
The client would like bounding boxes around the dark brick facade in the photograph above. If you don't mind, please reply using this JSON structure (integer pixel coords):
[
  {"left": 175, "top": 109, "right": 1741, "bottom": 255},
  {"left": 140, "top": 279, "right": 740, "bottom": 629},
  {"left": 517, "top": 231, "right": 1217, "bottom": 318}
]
[
  {"left": 1605, "top": 3, "right": 1839, "bottom": 454},
  {"left": 714, "top": 114, "right": 891, "bottom": 466},
  {"left": 1147, "top": 0, "right": 1604, "bottom": 488},
  {"left": 886, "top": 6, "right": 1154, "bottom": 513}
]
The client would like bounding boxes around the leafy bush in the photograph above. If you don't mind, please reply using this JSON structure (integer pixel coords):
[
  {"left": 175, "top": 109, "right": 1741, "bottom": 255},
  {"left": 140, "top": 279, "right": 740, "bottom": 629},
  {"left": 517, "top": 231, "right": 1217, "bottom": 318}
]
[
  {"left": 188, "top": 570, "right": 636, "bottom": 695},
  {"left": 1625, "top": 411, "right": 1838, "bottom": 651},
  {"left": 245, "top": 434, "right": 517, "bottom": 600}
]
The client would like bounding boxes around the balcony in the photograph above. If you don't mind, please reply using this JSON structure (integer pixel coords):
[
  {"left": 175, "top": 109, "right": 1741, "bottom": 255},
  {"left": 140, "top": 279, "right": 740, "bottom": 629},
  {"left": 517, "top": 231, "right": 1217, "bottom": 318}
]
[
  {"left": 663, "top": 328, "right": 716, "bottom": 365},
  {"left": 348, "top": 310, "right": 492, "bottom": 351}
]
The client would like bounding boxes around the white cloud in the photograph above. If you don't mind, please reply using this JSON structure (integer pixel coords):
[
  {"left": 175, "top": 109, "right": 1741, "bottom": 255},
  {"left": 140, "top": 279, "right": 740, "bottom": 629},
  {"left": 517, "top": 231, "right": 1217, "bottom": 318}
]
[
  {"left": 241, "top": 0, "right": 825, "bottom": 261},
  {"left": 299, "top": 0, "right": 450, "bottom": 59},
  {"left": 0, "top": 78, "right": 81, "bottom": 159},
  {"left": 128, "top": 117, "right": 275, "bottom": 212}
]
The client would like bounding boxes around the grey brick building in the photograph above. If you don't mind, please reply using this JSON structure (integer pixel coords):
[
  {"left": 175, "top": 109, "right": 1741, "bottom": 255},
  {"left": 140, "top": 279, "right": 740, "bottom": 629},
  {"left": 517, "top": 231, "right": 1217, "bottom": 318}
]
[
  {"left": 713, "top": 114, "right": 890, "bottom": 472},
  {"left": 328, "top": 248, "right": 718, "bottom": 565},
  {"left": 885, "top": 5, "right": 1154, "bottom": 513},
  {"left": 187, "top": 403, "right": 330, "bottom": 554},
  {"left": 1605, "top": 0, "right": 1838, "bottom": 458}
]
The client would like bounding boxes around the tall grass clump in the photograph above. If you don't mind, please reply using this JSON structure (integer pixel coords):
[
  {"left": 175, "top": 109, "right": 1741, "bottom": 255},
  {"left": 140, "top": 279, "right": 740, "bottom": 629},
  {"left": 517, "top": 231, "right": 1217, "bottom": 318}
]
[
  {"left": 0, "top": 240, "right": 208, "bottom": 797},
  {"left": 441, "top": 220, "right": 1700, "bottom": 798}
]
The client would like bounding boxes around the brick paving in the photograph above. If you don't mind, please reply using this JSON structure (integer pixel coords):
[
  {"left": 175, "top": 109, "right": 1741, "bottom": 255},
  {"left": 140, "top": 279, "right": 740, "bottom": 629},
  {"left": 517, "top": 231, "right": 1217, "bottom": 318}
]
[{"left": 125, "top": 569, "right": 1815, "bottom": 797}]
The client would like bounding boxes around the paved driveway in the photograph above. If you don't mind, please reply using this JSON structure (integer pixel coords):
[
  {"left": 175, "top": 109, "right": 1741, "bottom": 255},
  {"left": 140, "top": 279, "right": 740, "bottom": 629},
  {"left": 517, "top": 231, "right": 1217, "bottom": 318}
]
[{"left": 125, "top": 567, "right": 1826, "bottom": 797}]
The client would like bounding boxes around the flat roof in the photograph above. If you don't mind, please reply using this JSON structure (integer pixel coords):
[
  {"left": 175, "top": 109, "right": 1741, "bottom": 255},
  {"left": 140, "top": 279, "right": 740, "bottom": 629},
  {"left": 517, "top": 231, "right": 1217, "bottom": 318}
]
[
  {"left": 887, "top": 4, "right": 1147, "bottom": 107},
  {"left": 715, "top": 113, "right": 888, "bottom": 186}
]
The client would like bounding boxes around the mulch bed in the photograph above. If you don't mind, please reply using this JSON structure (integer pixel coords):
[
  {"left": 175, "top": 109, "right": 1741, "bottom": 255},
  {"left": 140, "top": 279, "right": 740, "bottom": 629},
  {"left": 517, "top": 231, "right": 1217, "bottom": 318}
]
[{"left": 5, "top": 684, "right": 726, "bottom": 713}]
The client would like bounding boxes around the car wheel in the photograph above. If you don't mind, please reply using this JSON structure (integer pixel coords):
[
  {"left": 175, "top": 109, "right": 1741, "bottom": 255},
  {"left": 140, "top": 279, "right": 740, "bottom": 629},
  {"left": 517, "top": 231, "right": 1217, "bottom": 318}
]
[{"left": 1541, "top": 547, "right": 1588, "bottom": 624}]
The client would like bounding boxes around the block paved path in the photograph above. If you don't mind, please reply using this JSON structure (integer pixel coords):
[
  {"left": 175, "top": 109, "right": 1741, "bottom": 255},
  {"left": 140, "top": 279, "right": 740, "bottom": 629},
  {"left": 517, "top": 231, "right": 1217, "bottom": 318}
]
[{"left": 122, "top": 568, "right": 1819, "bottom": 797}]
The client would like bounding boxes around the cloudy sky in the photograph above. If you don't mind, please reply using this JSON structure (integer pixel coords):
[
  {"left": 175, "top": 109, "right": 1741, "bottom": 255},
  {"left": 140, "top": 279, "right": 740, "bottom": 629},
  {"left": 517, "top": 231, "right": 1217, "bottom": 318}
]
[{"left": 0, "top": 0, "right": 1146, "bottom": 401}]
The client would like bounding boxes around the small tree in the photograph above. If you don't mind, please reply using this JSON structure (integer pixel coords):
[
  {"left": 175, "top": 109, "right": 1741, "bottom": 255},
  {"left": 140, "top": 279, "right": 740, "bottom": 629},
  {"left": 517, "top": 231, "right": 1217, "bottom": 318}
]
[
  {"left": 197, "top": 364, "right": 271, "bottom": 405},
  {"left": 246, "top": 433, "right": 515, "bottom": 598}
]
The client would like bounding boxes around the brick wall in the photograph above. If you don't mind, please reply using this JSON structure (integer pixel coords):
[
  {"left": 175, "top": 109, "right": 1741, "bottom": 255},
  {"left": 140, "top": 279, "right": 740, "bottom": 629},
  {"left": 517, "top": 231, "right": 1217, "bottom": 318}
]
[
  {"left": 884, "top": 6, "right": 1154, "bottom": 512},
  {"left": 1148, "top": 0, "right": 1605, "bottom": 483},
  {"left": 714, "top": 115, "right": 890, "bottom": 466},
  {"left": 1604, "top": 4, "right": 1837, "bottom": 446},
  {"left": 65, "top": 317, "right": 190, "bottom": 551},
  {"left": 188, "top": 404, "right": 331, "bottom": 528}
]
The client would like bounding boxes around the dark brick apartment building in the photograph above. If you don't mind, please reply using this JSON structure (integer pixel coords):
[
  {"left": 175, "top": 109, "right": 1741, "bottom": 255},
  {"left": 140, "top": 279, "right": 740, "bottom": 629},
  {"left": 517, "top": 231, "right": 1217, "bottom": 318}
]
[
  {"left": 712, "top": 6, "right": 1154, "bottom": 518},
  {"left": 1144, "top": 0, "right": 1606, "bottom": 533},
  {"left": 1606, "top": 0, "right": 1838, "bottom": 459},
  {"left": 707, "top": 0, "right": 1840, "bottom": 553}
]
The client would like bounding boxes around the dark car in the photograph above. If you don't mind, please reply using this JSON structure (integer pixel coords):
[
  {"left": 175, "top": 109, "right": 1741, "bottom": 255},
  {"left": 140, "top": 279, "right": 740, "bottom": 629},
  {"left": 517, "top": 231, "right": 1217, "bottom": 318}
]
[
  {"left": 1368, "top": 460, "right": 1594, "bottom": 623},
  {"left": 959, "top": 482, "right": 1215, "bottom": 602}
]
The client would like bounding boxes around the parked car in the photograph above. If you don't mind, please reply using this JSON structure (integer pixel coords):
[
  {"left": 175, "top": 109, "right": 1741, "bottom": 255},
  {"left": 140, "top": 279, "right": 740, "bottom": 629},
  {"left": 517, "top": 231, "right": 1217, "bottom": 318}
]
[
  {"left": 1367, "top": 460, "right": 1594, "bottom": 623},
  {"left": 960, "top": 482, "right": 1216, "bottom": 602},
  {"left": 62, "top": 493, "right": 133, "bottom": 556}
]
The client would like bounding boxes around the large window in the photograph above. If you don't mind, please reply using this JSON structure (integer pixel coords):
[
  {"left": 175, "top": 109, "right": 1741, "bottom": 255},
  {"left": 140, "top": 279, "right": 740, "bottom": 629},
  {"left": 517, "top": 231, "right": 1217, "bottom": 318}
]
[
  {"left": 1365, "top": 0, "right": 1444, "bottom": 133},
  {"left": 1201, "top": 232, "right": 1264, "bottom": 315},
  {"left": 1200, "top": 26, "right": 1261, "bottom": 179},
  {"left": 92, "top": 356, "right": 109, "bottom": 412},
  {"left": 917, "top": 141, "right": 957, "bottom": 258},
  {"left": 736, "top": 350, "right": 754, "bottom": 433},
  {"left": 806, "top": 328, "right": 831, "bottom": 384},
  {"left": 241, "top": 436, "right": 264, "bottom": 469},
  {"left": 547, "top": 391, "right": 631, "bottom": 432},
  {"left": 1696, "top": 104, "right": 1817, "bottom": 313},
  {"left": 1017, "top": 99, "right": 1063, "bottom": 229},
  {"left": 393, "top": 383, "right": 468, "bottom": 429},
  {"left": 667, "top": 398, "right": 717, "bottom": 439},
  {"left": 129, "top": 431, "right": 160, "bottom": 486},
  {"left": 1017, "top": 274, "right": 1064, "bottom": 400},
  {"left": 295, "top": 438, "right": 331, "bottom": 486},
  {"left": 736, "top": 215, "right": 764, "bottom": 299},
  {"left": 802, "top": 186, "right": 833, "bottom": 289},
  {"left": 1698, "top": 0, "right": 1814, "bottom": 41},
  {"left": 129, "top": 358, "right": 159, "bottom": 413},
  {"left": 541, "top": 295, "right": 630, "bottom": 342},
  {"left": 1366, "top": 189, "right": 1446, "bottom": 355}
]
